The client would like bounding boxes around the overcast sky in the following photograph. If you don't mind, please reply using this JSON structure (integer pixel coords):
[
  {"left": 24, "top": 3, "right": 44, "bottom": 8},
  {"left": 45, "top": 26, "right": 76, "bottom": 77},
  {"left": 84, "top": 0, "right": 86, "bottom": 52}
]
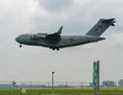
[{"left": 0, "top": 0, "right": 123, "bottom": 83}]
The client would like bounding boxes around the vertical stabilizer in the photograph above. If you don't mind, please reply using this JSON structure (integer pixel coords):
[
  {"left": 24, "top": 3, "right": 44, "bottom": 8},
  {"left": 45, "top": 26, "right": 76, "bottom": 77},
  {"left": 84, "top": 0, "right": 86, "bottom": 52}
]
[{"left": 86, "top": 18, "right": 115, "bottom": 37}]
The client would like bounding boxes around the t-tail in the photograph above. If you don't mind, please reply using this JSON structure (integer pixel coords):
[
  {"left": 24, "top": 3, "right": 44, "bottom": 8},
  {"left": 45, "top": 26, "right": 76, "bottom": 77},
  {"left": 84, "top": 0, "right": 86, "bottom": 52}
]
[{"left": 86, "top": 18, "right": 116, "bottom": 37}]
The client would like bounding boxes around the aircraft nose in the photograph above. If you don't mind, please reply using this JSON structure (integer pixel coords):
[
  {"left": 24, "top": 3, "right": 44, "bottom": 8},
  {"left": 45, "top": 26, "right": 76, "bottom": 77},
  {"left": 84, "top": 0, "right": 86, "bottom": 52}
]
[
  {"left": 15, "top": 36, "right": 22, "bottom": 43},
  {"left": 15, "top": 35, "right": 26, "bottom": 44}
]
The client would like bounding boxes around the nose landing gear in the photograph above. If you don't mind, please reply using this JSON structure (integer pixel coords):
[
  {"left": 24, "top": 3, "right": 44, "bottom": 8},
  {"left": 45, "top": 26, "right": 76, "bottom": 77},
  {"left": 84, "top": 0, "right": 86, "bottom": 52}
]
[{"left": 19, "top": 44, "right": 22, "bottom": 48}]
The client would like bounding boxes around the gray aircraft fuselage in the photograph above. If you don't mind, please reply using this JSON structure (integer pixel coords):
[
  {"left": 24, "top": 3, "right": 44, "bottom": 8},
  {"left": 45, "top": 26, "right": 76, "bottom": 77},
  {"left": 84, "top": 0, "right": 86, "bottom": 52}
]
[
  {"left": 16, "top": 34, "right": 105, "bottom": 50},
  {"left": 15, "top": 18, "right": 115, "bottom": 50}
]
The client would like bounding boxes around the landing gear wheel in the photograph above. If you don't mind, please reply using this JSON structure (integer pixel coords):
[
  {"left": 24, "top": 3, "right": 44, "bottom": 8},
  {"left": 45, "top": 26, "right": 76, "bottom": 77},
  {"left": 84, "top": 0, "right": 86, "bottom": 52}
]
[
  {"left": 52, "top": 48, "right": 55, "bottom": 51},
  {"left": 19, "top": 44, "right": 22, "bottom": 48},
  {"left": 56, "top": 48, "right": 60, "bottom": 51}
]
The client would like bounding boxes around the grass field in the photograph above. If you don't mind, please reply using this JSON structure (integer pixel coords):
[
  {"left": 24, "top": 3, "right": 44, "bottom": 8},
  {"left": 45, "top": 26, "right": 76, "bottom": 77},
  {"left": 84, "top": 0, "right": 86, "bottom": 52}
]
[{"left": 0, "top": 88, "right": 122, "bottom": 95}]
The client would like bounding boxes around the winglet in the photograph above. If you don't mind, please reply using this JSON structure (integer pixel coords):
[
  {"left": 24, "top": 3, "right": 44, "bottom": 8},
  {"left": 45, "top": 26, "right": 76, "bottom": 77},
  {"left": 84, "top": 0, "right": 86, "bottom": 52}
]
[
  {"left": 57, "top": 25, "right": 63, "bottom": 35},
  {"left": 46, "top": 25, "right": 63, "bottom": 37}
]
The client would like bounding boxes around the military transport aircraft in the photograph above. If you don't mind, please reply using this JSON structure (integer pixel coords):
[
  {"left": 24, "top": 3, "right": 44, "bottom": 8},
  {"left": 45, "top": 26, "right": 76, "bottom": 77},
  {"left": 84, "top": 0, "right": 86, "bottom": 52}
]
[{"left": 15, "top": 18, "right": 115, "bottom": 50}]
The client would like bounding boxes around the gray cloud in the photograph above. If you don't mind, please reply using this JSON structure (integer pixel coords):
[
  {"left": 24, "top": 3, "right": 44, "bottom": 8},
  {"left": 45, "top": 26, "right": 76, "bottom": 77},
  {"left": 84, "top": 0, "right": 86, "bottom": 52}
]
[{"left": 38, "top": 0, "right": 74, "bottom": 13}]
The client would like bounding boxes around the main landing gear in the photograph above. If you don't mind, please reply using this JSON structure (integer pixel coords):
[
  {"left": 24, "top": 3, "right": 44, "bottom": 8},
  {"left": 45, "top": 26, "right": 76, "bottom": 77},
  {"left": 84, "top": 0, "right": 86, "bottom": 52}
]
[{"left": 50, "top": 47, "right": 60, "bottom": 51}]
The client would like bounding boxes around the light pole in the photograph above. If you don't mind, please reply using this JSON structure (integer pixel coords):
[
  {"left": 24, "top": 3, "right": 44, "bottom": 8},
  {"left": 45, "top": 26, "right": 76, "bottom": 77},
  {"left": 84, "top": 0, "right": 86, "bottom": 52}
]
[{"left": 51, "top": 72, "right": 55, "bottom": 88}]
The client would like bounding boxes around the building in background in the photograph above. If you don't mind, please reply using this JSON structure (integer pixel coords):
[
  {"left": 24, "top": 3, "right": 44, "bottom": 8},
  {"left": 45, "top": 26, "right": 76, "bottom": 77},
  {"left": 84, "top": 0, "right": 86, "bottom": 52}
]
[
  {"left": 118, "top": 79, "right": 123, "bottom": 87},
  {"left": 102, "top": 80, "right": 117, "bottom": 87}
]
